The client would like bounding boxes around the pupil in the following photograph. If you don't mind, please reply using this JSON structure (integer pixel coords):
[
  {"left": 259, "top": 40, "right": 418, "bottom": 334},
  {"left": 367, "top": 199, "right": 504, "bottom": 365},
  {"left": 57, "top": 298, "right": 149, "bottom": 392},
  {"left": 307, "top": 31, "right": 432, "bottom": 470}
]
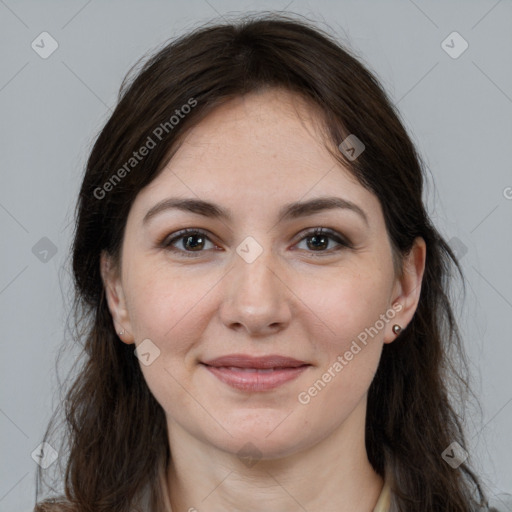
[
  {"left": 185, "top": 234, "right": 204, "bottom": 250},
  {"left": 308, "top": 234, "right": 327, "bottom": 250}
]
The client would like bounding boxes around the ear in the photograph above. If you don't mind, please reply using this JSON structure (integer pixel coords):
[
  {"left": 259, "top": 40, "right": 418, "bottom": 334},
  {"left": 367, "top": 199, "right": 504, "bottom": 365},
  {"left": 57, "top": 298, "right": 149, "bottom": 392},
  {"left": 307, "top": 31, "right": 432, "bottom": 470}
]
[
  {"left": 384, "top": 237, "right": 426, "bottom": 344},
  {"left": 100, "top": 250, "right": 134, "bottom": 344}
]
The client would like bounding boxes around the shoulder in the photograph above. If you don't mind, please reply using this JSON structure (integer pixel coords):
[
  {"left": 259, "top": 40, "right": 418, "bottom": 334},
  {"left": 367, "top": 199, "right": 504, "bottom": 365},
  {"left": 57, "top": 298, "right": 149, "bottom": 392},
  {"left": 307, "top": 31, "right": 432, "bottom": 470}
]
[
  {"left": 473, "top": 493, "right": 512, "bottom": 512},
  {"left": 34, "top": 499, "right": 75, "bottom": 512},
  {"left": 486, "top": 490, "right": 512, "bottom": 512}
]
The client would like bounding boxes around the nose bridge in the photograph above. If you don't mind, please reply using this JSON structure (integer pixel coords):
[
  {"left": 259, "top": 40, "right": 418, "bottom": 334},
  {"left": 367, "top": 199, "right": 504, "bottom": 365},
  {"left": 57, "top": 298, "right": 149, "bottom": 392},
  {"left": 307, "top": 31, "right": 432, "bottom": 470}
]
[
  {"left": 232, "top": 237, "right": 282, "bottom": 307},
  {"left": 219, "top": 235, "right": 291, "bottom": 334}
]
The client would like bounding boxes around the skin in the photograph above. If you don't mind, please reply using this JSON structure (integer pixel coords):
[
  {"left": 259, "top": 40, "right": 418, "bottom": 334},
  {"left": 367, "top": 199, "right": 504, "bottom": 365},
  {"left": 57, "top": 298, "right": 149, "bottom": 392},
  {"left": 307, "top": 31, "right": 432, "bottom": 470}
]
[{"left": 101, "top": 87, "right": 426, "bottom": 512}]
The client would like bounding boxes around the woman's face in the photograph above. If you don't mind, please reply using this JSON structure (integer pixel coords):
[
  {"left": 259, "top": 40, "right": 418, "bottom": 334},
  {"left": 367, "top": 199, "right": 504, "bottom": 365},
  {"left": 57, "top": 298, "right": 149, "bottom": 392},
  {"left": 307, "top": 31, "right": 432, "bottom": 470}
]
[{"left": 102, "top": 88, "right": 423, "bottom": 460}]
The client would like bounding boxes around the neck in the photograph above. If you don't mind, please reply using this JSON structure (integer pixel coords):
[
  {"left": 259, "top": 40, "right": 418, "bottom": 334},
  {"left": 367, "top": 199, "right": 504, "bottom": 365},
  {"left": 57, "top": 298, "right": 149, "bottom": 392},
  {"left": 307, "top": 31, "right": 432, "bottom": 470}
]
[{"left": 165, "top": 400, "right": 384, "bottom": 512}]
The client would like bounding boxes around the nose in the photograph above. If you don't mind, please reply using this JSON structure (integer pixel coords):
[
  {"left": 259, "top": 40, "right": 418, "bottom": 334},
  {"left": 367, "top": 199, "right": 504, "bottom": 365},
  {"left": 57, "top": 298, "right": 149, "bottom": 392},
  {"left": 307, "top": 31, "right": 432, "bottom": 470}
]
[{"left": 218, "top": 244, "right": 292, "bottom": 337}]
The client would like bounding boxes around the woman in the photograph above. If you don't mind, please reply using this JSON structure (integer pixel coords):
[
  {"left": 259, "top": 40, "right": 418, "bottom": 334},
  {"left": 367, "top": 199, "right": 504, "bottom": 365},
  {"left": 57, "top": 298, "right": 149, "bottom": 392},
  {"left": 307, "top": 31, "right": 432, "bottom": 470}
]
[{"left": 35, "top": 12, "right": 501, "bottom": 512}]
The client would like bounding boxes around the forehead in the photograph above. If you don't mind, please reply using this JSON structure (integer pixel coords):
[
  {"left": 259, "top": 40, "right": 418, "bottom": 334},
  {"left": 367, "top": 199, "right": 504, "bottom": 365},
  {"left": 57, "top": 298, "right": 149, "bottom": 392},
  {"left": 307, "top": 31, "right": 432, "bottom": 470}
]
[
  {"left": 130, "top": 88, "right": 381, "bottom": 224},
  {"left": 168, "top": 88, "right": 337, "bottom": 174}
]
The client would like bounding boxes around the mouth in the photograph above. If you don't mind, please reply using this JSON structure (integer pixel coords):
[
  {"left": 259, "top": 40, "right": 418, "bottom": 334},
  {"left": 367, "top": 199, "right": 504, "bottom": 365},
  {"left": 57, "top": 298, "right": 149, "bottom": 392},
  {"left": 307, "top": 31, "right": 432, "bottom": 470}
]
[{"left": 200, "top": 354, "right": 311, "bottom": 392}]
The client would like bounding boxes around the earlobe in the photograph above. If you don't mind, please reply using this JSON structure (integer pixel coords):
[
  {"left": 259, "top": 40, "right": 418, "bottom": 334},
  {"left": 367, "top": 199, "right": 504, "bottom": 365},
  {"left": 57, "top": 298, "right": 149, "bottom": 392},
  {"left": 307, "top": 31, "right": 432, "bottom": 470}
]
[
  {"left": 385, "top": 237, "right": 427, "bottom": 344},
  {"left": 100, "top": 251, "right": 134, "bottom": 344}
]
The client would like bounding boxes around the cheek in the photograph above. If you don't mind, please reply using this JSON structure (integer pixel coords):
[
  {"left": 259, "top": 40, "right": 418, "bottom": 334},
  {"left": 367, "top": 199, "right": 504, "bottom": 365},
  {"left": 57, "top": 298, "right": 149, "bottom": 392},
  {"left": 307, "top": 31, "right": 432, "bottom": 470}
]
[
  {"left": 125, "top": 258, "right": 216, "bottom": 343},
  {"left": 296, "top": 276, "right": 387, "bottom": 410},
  {"left": 302, "top": 266, "right": 392, "bottom": 344},
  {"left": 294, "top": 266, "right": 391, "bottom": 403},
  {"left": 126, "top": 265, "right": 213, "bottom": 413}
]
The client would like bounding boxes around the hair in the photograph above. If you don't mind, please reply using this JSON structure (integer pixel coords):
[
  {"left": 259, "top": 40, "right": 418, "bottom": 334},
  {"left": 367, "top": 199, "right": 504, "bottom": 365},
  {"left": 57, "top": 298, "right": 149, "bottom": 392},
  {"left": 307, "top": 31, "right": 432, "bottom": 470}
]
[{"left": 35, "top": 11, "right": 494, "bottom": 512}]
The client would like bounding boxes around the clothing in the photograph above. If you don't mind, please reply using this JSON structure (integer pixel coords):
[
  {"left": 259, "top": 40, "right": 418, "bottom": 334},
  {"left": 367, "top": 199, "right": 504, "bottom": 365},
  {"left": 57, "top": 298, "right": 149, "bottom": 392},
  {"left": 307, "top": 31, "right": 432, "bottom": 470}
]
[
  {"left": 158, "top": 467, "right": 391, "bottom": 512},
  {"left": 373, "top": 480, "right": 391, "bottom": 512}
]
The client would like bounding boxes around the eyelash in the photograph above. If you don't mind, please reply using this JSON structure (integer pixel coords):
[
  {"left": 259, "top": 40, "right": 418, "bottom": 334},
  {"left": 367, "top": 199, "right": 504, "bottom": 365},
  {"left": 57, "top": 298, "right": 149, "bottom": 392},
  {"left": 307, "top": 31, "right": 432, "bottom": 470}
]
[{"left": 159, "top": 227, "right": 353, "bottom": 258}]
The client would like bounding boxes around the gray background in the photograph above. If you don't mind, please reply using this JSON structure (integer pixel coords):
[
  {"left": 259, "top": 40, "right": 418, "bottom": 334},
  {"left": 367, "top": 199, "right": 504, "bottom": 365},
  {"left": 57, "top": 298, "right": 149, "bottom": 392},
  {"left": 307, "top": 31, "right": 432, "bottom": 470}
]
[{"left": 1, "top": 0, "right": 511, "bottom": 510}]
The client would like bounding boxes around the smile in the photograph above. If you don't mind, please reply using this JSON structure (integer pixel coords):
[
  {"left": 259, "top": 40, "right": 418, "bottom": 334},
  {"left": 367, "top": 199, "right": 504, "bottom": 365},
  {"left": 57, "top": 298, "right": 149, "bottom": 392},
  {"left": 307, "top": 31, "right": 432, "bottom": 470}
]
[{"left": 201, "top": 364, "right": 310, "bottom": 392}]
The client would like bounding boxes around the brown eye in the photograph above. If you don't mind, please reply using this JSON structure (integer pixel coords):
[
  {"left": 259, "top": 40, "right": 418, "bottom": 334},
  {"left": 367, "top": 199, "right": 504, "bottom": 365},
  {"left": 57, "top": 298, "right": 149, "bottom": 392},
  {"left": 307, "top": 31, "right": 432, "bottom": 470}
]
[
  {"left": 179, "top": 232, "right": 206, "bottom": 251},
  {"left": 295, "top": 227, "right": 352, "bottom": 256},
  {"left": 161, "top": 229, "right": 216, "bottom": 257}
]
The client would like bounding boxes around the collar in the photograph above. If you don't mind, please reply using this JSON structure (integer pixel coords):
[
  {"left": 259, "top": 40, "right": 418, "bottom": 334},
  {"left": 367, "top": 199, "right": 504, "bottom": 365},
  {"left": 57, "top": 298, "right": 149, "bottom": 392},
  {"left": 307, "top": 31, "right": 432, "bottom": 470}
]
[
  {"left": 160, "top": 466, "right": 392, "bottom": 512},
  {"left": 373, "top": 479, "right": 391, "bottom": 512}
]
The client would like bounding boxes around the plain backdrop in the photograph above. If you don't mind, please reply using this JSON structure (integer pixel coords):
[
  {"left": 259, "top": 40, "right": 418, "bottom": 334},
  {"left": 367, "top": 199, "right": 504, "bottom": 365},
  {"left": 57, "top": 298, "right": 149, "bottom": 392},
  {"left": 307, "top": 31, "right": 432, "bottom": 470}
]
[{"left": 0, "top": 1, "right": 511, "bottom": 510}]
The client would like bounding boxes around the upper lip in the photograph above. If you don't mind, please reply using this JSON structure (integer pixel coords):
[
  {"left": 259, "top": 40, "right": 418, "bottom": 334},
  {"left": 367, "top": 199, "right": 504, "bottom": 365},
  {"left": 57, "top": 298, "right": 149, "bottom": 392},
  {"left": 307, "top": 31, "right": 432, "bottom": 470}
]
[{"left": 201, "top": 354, "right": 310, "bottom": 369}]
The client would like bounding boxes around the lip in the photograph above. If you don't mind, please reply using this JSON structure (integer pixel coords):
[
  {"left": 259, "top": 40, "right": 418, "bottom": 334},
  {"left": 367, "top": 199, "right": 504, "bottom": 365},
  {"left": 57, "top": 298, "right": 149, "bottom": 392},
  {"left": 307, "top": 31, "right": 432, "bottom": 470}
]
[
  {"left": 200, "top": 354, "right": 311, "bottom": 392},
  {"left": 202, "top": 354, "right": 309, "bottom": 369}
]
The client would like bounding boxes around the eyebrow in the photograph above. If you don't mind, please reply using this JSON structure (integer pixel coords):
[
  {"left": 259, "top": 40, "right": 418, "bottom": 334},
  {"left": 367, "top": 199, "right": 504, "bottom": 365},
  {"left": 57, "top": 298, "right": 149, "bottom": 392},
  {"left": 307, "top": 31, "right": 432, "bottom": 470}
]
[{"left": 142, "top": 196, "right": 369, "bottom": 226}]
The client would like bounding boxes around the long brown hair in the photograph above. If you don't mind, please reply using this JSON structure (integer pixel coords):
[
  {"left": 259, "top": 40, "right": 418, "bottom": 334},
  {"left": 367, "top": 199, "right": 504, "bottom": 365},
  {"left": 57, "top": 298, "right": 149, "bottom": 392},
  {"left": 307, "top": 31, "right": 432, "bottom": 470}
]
[{"left": 35, "top": 12, "right": 492, "bottom": 512}]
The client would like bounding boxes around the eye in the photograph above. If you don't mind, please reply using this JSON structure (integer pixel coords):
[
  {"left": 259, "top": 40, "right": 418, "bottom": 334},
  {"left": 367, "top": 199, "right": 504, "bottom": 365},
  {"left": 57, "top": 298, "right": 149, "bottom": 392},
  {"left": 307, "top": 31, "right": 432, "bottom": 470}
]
[
  {"left": 160, "top": 227, "right": 352, "bottom": 258},
  {"left": 160, "top": 229, "right": 217, "bottom": 258},
  {"left": 294, "top": 227, "right": 352, "bottom": 256}
]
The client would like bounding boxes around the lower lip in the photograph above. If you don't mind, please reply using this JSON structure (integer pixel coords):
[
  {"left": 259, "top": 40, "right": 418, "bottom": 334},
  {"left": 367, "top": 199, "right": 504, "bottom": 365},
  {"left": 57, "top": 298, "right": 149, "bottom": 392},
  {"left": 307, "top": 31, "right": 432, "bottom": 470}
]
[{"left": 201, "top": 364, "right": 310, "bottom": 392}]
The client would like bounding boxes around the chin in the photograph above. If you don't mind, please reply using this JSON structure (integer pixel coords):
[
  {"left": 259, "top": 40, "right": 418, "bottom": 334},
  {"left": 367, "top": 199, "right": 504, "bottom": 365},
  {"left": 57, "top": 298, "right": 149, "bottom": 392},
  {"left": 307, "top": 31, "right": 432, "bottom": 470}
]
[
  {"left": 209, "top": 417, "right": 316, "bottom": 461},
  {"left": 218, "top": 435, "right": 307, "bottom": 462}
]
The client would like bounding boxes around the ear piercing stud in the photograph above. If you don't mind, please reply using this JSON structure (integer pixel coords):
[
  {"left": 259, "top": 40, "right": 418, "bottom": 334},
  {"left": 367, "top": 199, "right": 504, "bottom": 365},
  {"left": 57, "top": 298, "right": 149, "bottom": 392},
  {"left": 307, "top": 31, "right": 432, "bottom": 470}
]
[
  {"left": 119, "top": 330, "right": 125, "bottom": 336},
  {"left": 392, "top": 324, "right": 402, "bottom": 335}
]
